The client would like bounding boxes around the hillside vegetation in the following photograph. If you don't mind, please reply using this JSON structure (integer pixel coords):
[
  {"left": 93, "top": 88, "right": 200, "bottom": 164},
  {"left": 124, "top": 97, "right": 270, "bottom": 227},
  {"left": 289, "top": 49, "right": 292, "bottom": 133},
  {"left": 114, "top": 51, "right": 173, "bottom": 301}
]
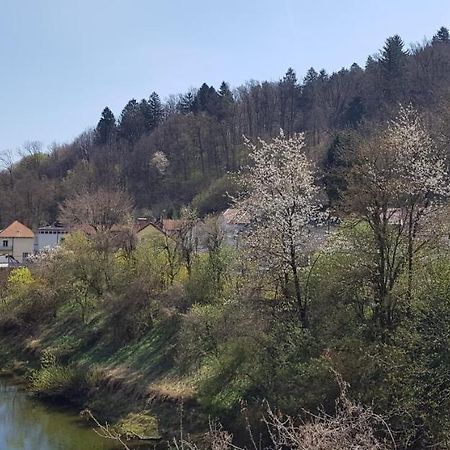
[
  {"left": 2, "top": 27, "right": 450, "bottom": 450},
  {"left": 2, "top": 28, "right": 450, "bottom": 227}
]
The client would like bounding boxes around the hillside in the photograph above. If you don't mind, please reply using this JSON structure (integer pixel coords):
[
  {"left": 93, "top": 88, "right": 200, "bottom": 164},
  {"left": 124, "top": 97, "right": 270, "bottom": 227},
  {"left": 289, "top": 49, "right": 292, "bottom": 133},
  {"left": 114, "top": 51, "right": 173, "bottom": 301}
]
[{"left": 2, "top": 27, "right": 450, "bottom": 228}]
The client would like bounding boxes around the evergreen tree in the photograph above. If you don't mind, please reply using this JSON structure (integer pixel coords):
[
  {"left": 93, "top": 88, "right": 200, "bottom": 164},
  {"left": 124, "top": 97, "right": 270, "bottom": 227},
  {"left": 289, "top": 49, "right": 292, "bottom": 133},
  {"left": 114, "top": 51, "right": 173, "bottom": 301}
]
[
  {"left": 119, "top": 99, "right": 145, "bottom": 144},
  {"left": 279, "top": 68, "right": 298, "bottom": 136},
  {"left": 303, "top": 67, "right": 318, "bottom": 85},
  {"left": 179, "top": 91, "right": 195, "bottom": 114},
  {"left": 139, "top": 99, "right": 152, "bottom": 132},
  {"left": 343, "top": 96, "right": 365, "bottom": 128},
  {"left": 95, "top": 107, "right": 116, "bottom": 145},
  {"left": 217, "top": 81, "right": 234, "bottom": 121},
  {"left": 380, "top": 35, "right": 407, "bottom": 76},
  {"left": 148, "top": 92, "right": 164, "bottom": 130},
  {"left": 193, "top": 83, "right": 219, "bottom": 116},
  {"left": 379, "top": 35, "right": 408, "bottom": 101},
  {"left": 433, "top": 26, "right": 450, "bottom": 43}
]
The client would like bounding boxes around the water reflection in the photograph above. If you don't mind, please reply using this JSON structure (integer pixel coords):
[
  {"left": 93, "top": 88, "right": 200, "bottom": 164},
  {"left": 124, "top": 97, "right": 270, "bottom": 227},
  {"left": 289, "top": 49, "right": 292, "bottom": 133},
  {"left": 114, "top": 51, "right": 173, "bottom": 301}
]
[{"left": 0, "top": 379, "right": 117, "bottom": 450}]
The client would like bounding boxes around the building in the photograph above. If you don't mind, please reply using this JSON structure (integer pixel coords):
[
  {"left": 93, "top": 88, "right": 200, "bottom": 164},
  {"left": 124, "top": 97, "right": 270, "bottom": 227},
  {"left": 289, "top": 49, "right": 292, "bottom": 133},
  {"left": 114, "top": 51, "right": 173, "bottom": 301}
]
[
  {"left": 219, "top": 208, "right": 249, "bottom": 247},
  {"left": 136, "top": 220, "right": 167, "bottom": 242},
  {"left": 0, "top": 221, "right": 35, "bottom": 265},
  {"left": 34, "top": 223, "right": 69, "bottom": 253}
]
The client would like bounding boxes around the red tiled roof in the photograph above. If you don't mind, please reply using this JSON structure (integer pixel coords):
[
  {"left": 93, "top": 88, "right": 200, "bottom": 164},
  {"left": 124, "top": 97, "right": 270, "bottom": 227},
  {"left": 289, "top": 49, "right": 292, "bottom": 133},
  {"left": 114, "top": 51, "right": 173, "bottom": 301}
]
[
  {"left": 0, "top": 221, "right": 34, "bottom": 238},
  {"left": 162, "top": 219, "right": 184, "bottom": 232}
]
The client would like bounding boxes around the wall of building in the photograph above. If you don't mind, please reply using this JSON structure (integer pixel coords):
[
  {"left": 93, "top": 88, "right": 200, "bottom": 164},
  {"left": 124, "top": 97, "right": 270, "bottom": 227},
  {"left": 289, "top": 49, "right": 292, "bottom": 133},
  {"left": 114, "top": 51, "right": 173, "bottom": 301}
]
[
  {"left": 35, "top": 231, "right": 66, "bottom": 252},
  {"left": 10, "top": 238, "right": 34, "bottom": 262}
]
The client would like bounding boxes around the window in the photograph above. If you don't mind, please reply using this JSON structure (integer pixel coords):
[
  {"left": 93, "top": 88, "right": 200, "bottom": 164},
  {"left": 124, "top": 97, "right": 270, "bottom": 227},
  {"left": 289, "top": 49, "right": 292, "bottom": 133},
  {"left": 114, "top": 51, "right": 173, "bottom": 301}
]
[
  {"left": 22, "top": 252, "right": 29, "bottom": 261},
  {"left": 2, "top": 240, "right": 8, "bottom": 248}
]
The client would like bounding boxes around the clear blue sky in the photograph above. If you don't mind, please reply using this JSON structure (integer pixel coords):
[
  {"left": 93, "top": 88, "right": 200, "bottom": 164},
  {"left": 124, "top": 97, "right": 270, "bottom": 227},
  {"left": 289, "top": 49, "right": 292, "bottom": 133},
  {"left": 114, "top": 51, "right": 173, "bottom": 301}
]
[{"left": 0, "top": 0, "right": 449, "bottom": 152}]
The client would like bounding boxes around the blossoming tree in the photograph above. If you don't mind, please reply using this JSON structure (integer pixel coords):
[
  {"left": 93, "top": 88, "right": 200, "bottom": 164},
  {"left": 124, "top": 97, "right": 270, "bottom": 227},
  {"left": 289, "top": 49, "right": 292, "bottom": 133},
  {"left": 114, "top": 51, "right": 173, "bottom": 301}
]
[
  {"left": 345, "top": 105, "right": 450, "bottom": 327},
  {"left": 234, "top": 132, "right": 322, "bottom": 326}
]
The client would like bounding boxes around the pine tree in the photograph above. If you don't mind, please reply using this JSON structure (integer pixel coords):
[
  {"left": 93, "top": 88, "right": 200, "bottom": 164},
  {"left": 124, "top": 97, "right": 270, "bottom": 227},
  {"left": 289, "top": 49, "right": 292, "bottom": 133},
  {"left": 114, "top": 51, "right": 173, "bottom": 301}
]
[
  {"left": 433, "top": 26, "right": 450, "bottom": 43},
  {"left": 179, "top": 92, "right": 195, "bottom": 114},
  {"left": 279, "top": 68, "right": 298, "bottom": 136},
  {"left": 303, "top": 67, "right": 318, "bottom": 85},
  {"left": 217, "top": 81, "right": 234, "bottom": 121},
  {"left": 380, "top": 35, "right": 407, "bottom": 75},
  {"left": 95, "top": 107, "right": 116, "bottom": 145},
  {"left": 379, "top": 35, "right": 408, "bottom": 101},
  {"left": 148, "top": 92, "right": 164, "bottom": 130},
  {"left": 119, "top": 99, "right": 145, "bottom": 144},
  {"left": 193, "top": 83, "right": 219, "bottom": 116},
  {"left": 139, "top": 99, "right": 152, "bottom": 132}
]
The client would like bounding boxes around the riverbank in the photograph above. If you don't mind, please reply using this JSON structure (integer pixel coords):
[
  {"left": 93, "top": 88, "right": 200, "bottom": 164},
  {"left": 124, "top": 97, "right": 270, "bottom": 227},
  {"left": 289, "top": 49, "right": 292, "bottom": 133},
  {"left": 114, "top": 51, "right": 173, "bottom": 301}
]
[
  {"left": 0, "top": 377, "right": 116, "bottom": 449},
  {"left": 0, "top": 312, "right": 205, "bottom": 447}
]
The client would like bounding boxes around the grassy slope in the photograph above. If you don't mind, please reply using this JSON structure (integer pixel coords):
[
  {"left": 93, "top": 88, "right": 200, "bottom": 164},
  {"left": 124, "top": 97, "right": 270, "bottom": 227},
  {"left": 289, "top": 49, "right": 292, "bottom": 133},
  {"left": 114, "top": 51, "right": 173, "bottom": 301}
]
[{"left": 0, "top": 305, "right": 202, "bottom": 440}]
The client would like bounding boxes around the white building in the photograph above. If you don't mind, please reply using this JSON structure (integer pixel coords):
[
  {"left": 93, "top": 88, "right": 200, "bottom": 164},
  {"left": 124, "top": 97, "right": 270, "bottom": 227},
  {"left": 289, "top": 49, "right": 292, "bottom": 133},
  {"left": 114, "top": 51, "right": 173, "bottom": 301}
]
[
  {"left": 34, "top": 224, "right": 69, "bottom": 253},
  {"left": 0, "top": 221, "right": 35, "bottom": 265},
  {"left": 219, "top": 208, "right": 249, "bottom": 247}
]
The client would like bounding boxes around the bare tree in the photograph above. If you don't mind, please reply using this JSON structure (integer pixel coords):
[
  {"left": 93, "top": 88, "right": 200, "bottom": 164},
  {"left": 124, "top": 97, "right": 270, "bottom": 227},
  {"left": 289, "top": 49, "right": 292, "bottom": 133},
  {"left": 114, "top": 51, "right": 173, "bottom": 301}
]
[{"left": 59, "top": 188, "right": 133, "bottom": 233}]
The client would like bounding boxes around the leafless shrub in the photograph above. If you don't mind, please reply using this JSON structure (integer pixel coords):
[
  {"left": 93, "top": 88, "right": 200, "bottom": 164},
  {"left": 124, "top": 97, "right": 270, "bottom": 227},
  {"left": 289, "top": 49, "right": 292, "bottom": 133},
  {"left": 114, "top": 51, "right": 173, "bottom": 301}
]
[
  {"left": 80, "top": 409, "right": 131, "bottom": 450},
  {"left": 264, "top": 376, "right": 395, "bottom": 450}
]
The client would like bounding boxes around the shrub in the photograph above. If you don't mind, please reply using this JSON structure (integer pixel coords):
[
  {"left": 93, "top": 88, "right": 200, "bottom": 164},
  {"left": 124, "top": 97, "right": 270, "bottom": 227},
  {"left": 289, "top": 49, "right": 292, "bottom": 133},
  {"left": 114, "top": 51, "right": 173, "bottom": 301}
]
[{"left": 29, "top": 350, "right": 87, "bottom": 400}]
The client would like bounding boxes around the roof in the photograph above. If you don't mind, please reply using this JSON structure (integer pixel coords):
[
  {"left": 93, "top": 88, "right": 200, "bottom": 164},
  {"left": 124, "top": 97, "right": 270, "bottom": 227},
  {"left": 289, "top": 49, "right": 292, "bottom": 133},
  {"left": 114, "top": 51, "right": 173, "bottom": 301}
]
[
  {"left": 162, "top": 219, "right": 184, "bottom": 232},
  {"left": 222, "top": 208, "right": 250, "bottom": 225},
  {"left": 137, "top": 221, "right": 165, "bottom": 235},
  {"left": 0, "top": 221, "right": 34, "bottom": 238}
]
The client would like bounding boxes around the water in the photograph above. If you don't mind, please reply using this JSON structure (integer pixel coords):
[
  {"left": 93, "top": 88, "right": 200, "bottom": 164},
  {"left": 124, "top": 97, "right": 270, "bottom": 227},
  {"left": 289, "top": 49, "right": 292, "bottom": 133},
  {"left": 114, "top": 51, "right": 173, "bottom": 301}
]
[{"left": 0, "top": 378, "right": 119, "bottom": 450}]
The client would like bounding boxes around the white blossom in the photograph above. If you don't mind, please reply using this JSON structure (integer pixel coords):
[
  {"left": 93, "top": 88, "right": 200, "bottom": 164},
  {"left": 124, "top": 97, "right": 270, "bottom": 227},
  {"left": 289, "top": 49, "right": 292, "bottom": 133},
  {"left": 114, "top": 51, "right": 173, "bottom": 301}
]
[{"left": 151, "top": 151, "right": 169, "bottom": 174}]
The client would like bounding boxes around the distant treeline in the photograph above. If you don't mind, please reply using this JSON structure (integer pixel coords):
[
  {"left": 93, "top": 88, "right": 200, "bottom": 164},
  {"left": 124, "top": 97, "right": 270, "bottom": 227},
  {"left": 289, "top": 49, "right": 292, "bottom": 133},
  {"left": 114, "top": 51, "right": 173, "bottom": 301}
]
[{"left": 2, "top": 27, "right": 450, "bottom": 228}]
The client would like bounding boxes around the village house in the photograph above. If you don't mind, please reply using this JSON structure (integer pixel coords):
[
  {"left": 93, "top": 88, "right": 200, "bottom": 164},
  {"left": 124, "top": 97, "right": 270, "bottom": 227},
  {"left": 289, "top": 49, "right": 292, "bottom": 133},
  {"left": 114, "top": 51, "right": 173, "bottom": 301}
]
[
  {"left": 219, "top": 208, "right": 250, "bottom": 247},
  {"left": 0, "top": 221, "right": 35, "bottom": 266},
  {"left": 136, "top": 219, "right": 167, "bottom": 241},
  {"left": 34, "top": 223, "right": 69, "bottom": 253}
]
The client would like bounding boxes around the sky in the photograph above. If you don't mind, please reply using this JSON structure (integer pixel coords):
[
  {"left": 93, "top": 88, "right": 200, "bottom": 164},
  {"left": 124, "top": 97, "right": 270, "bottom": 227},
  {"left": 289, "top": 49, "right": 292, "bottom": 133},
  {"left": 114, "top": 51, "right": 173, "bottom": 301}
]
[{"left": 0, "top": 0, "right": 449, "bottom": 153}]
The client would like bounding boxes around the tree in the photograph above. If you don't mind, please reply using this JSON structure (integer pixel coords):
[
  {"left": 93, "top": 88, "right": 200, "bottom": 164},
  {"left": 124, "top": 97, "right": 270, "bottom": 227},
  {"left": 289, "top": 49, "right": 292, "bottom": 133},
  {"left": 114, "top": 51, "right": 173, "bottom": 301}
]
[
  {"left": 433, "top": 26, "right": 450, "bottom": 43},
  {"left": 59, "top": 188, "right": 133, "bottom": 233},
  {"left": 279, "top": 68, "right": 298, "bottom": 137},
  {"left": 343, "top": 105, "right": 450, "bottom": 328},
  {"left": 95, "top": 107, "right": 116, "bottom": 145},
  {"left": 119, "top": 99, "right": 145, "bottom": 144},
  {"left": 234, "top": 132, "right": 322, "bottom": 326},
  {"left": 379, "top": 35, "right": 408, "bottom": 101},
  {"left": 217, "top": 81, "right": 234, "bottom": 121},
  {"left": 148, "top": 92, "right": 164, "bottom": 130}
]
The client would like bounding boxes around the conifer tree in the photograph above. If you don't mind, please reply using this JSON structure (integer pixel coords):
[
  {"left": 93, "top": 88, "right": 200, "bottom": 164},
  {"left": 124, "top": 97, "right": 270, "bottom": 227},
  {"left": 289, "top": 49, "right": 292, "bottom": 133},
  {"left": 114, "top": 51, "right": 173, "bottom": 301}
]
[
  {"left": 148, "top": 92, "right": 164, "bottom": 130},
  {"left": 433, "top": 26, "right": 450, "bottom": 43},
  {"left": 119, "top": 99, "right": 145, "bottom": 144},
  {"left": 95, "top": 107, "right": 116, "bottom": 145},
  {"left": 379, "top": 35, "right": 408, "bottom": 101}
]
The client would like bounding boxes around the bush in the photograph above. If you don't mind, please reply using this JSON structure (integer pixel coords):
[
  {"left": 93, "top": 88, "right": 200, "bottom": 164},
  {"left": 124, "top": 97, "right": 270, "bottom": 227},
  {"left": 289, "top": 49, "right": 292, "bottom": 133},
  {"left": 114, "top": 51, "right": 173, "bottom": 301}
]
[{"left": 29, "top": 350, "right": 87, "bottom": 400}]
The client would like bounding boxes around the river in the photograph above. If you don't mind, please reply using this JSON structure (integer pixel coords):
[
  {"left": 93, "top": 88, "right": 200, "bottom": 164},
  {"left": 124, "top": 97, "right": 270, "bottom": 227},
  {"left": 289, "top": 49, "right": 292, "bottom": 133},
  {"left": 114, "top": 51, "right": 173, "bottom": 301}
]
[{"left": 0, "top": 378, "right": 119, "bottom": 450}]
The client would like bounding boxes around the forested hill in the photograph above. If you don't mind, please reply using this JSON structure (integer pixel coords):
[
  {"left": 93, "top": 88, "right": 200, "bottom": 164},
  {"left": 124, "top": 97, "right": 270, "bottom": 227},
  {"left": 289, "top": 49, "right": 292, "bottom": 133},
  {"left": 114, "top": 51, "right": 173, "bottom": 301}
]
[{"left": 2, "top": 27, "right": 450, "bottom": 228}]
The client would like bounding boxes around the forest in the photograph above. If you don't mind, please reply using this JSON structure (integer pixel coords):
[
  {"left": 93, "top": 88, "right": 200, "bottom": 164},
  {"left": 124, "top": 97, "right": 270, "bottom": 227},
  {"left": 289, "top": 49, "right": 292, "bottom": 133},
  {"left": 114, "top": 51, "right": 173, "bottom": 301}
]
[
  {"left": 2, "top": 27, "right": 450, "bottom": 450},
  {"left": 2, "top": 27, "right": 450, "bottom": 227}
]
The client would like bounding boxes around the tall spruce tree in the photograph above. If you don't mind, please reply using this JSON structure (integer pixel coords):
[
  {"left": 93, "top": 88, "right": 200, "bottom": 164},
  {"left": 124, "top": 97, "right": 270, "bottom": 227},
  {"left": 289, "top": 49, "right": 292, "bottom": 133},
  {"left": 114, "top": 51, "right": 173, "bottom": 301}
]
[
  {"left": 380, "top": 35, "right": 408, "bottom": 101},
  {"left": 279, "top": 68, "right": 298, "bottom": 136},
  {"left": 95, "top": 107, "right": 116, "bottom": 145},
  {"left": 148, "top": 92, "right": 164, "bottom": 130},
  {"left": 433, "top": 26, "right": 450, "bottom": 43},
  {"left": 119, "top": 99, "right": 145, "bottom": 144},
  {"left": 217, "top": 81, "right": 234, "bottom": 121}
]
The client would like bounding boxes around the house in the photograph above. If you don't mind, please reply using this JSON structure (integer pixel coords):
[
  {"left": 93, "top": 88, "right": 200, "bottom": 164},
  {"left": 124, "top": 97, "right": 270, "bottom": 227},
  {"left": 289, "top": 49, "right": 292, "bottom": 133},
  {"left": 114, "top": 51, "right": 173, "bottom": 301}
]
[
  {"left": 219, "top": 208, "right": 250, "bottom": 247},
  {"left": 34, "top": 223, "right": 69, "bottom": 253},
  {"left": 136, "top": 220, "right": 167, "bottom": 242},
  {"left": 0, "top": 221, "right": 35, "bottom": 265},
  {"left": 162, "top": 219, "right": 184, "bottom": 235}
]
